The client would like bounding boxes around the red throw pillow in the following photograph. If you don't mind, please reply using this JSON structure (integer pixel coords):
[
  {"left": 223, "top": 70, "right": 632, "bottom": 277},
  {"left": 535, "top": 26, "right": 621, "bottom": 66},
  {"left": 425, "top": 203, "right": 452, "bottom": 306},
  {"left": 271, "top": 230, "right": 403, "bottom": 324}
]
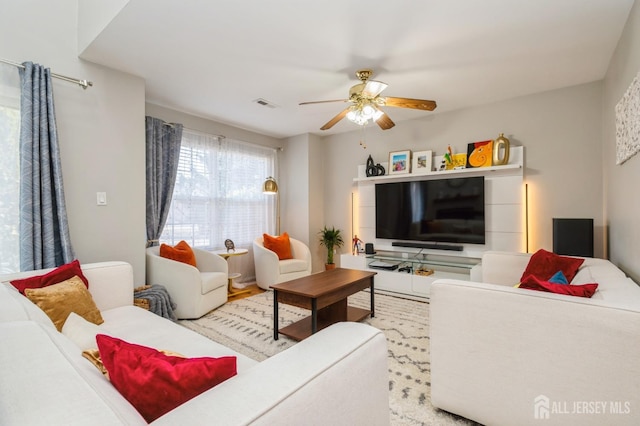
[
  {"left": 519, "top": 274, "right": 598, "bottom": 298},
  {"left": 263, "top": 232, "right": 293, "bottom": 260},
  {"left": 96, "top": 334, "right": 237, "bottom": 422},
  {"left": 160, "top": 240, "right": 197, "bottom": 267},
  {"left": 10, "top": 259, "right": 89, "bottom": 295},
  {"left": 520, "top": 249, "right": 584, "bottom": 283}
]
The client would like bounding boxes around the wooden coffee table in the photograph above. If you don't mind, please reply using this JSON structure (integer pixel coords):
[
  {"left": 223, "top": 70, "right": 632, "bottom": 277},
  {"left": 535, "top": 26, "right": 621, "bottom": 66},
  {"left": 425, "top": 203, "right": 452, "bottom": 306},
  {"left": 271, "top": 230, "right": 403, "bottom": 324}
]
[{"left": 270, "top": 268, "right": 376, "bottom": 341}]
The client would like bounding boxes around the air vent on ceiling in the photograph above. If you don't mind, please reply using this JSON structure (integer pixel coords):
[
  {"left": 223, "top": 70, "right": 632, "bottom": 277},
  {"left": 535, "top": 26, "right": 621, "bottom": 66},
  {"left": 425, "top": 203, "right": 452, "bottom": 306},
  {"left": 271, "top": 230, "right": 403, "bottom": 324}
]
[{"left": 253, "top": 98, "right": 278, "bottom": 108}]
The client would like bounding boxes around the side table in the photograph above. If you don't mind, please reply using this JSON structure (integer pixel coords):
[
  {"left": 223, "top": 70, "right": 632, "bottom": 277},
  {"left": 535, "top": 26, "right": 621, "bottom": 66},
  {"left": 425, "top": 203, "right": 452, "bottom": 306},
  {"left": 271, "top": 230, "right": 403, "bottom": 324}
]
[{"left": 213, "top": 248, "right": 252, "bottom": 297}]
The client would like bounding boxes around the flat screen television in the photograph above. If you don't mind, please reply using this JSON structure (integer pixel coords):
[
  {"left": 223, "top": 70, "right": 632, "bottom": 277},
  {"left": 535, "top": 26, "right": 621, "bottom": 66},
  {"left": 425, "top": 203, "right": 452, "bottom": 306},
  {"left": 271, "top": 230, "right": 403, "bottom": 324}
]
[{"left": 375, "top": 176, "right": 485, "bottom": 245}]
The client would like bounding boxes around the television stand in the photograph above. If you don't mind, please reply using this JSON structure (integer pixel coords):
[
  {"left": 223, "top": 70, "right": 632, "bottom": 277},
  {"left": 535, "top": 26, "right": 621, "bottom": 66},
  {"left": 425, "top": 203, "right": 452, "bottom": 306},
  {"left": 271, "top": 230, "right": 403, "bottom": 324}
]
[
  {"left": 392, "top": 241, "right": 463, "bottom": 251},
  {"left": 340, "top": 251, "right": 479, "bottom": 300}
]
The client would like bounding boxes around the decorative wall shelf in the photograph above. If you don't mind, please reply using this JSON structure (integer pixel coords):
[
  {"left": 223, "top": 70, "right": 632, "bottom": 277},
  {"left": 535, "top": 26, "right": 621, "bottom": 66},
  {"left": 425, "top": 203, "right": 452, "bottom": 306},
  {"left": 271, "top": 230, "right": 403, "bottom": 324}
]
[{"left": 354, "top": 146, "right": 523, "bottom": 183}]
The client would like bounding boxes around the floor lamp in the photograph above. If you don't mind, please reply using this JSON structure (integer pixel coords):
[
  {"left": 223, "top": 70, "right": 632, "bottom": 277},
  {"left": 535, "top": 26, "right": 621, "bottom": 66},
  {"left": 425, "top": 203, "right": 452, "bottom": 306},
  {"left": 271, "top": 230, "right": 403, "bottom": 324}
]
[{"left": 263, "top": 176, "right": 280, "bottom": 235}]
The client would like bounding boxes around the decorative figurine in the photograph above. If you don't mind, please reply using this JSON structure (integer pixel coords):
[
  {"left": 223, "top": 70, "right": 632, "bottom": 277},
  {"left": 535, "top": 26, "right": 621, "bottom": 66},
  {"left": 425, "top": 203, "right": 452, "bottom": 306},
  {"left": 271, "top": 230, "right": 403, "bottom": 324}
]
[
  {"left": 352, "top": 235, "right": 363, "bottom": 255},
  {"left": 365, "top": 155, "right": 386, "bottom": 177},
  {"left": 224, "top": 239, "right": 235, "bottom": 253},
  {"left": 365, "top": 155, "right": 376, "bottom": 177}
]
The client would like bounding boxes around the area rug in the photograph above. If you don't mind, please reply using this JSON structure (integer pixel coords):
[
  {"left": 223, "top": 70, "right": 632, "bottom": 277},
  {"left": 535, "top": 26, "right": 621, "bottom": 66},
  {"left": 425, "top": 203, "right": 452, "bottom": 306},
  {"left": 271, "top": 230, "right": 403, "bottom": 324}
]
[{"left": 180, "top": 290, "right": 475, "bottom": 426}]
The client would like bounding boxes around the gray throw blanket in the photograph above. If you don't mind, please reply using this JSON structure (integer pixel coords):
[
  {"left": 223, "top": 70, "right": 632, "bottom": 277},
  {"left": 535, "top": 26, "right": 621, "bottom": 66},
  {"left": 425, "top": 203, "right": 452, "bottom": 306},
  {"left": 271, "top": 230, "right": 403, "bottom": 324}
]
[{"left": 134, "top": 284, "right": 177, "bottom": 321}]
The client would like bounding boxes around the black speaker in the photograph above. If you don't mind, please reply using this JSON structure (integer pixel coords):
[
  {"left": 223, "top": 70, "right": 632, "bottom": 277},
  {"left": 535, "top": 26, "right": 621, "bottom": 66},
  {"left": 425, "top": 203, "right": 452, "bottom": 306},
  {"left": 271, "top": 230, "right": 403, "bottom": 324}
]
[
  {"left": 365, "top": 243, "right": 375, "bottom": 254},
  {"left": 553, "top": 218, "right": 594, "bottom": 258}
]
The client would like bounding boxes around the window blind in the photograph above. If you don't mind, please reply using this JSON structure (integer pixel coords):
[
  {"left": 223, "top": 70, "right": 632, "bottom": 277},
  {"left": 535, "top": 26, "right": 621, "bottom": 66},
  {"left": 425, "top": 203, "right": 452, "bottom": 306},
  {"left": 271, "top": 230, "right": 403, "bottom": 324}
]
[{"left": 160, "top": 129, "right": 277, "bottom": 281}]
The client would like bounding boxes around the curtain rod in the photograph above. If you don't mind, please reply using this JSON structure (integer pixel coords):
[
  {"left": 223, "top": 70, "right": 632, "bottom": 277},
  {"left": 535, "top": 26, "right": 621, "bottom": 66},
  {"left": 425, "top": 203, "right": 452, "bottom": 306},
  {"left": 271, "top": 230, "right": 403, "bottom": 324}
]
[
  {"left": 183, "top": 126, "right": 225, "bottom": 139},
  {"left": 0, "top": 58, "right": 93, "bottom": 90}
]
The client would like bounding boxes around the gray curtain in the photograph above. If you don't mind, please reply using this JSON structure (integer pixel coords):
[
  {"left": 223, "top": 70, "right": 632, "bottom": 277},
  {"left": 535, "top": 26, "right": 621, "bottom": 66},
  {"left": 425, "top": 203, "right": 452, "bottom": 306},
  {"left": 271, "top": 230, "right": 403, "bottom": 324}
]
[
  {"left": 146, "top": 116, "right": 183, "bottom": 247},
  {"left": 18, "top": 62, "right": 74, "bottom": 270}
]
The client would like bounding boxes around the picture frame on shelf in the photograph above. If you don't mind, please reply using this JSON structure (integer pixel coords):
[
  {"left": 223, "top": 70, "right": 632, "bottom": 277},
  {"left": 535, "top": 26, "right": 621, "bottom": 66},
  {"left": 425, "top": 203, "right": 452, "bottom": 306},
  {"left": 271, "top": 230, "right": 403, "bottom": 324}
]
[
  {"left": 389, "top": 150, "right": 411, "bottom": 174},
  {"left": 449, "top": 153, "right": 467, "bottom": 170},
  {"left": 412, "top": 150, "right": 433, "bottom": 175},
  {"left": 466, "top": 140, "right": 493, "bottom": 168}
]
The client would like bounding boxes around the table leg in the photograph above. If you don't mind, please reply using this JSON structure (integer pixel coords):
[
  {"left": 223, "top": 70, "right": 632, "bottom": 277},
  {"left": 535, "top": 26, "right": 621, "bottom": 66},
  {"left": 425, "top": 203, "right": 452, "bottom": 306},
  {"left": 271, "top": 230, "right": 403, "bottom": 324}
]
[
  {"left": 273, "top": 290, "right": 279, "bottom": 340},
  {"left": 370, "top": 278, "right": 375, "bottom": 318},
  {"left": 311, "top": 298, "right": 317, "bottom": 334}
]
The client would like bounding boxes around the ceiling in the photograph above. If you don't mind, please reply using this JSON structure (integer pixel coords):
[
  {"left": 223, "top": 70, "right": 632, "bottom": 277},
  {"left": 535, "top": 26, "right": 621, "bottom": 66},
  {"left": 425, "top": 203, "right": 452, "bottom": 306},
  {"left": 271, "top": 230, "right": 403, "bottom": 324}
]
[{"left": 80, "top": 0, "right": 634, "bottom": 139}]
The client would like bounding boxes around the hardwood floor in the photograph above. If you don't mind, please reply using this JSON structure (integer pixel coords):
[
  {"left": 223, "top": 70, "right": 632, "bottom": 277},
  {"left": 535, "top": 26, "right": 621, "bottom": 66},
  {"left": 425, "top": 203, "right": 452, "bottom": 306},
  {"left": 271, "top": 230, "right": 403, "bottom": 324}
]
[{"left": 228, "top": 282, "right": 265, "bottom": 301}]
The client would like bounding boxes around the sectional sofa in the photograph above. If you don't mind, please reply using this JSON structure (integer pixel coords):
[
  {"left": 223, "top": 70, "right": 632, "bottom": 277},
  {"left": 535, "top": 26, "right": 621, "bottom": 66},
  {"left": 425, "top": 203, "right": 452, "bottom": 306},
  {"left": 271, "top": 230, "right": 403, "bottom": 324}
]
[
  {"left": 0, "top": 261, "right": 390, "bottom": 425},
  {"left": 430, "top": 251, "right": 640, "bottom": 425}
]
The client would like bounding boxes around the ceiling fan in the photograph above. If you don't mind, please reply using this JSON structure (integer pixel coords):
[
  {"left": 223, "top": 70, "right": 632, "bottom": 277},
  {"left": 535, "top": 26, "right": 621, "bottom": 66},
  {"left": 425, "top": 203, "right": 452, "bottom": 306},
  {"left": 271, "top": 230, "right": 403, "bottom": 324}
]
[{"left": 299, "top": 69, "right": 437, "bottom": 131}]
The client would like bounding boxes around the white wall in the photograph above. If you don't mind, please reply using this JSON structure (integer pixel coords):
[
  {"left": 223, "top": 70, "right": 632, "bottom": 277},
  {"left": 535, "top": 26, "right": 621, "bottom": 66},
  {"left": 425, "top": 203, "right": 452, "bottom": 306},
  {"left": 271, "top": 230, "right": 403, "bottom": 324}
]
[
  {"left": 281, "top": 133, "right": 326, "bottom": 272},
  {"left": 145, "top": 103, "right": 282, "bottom": 149},
  {"left": 281, "top": 134, "right": 309, "bottom": 246},
  {"left": 322, "top": 81, "right": 605, "bottom": 261},
  {"left": 77, "top": 0, "right": 130, "bottom": 53},
  {"left": 1, "top": 0, "right": 147, "bottom": 284},
  {"left": 307, "top": 133, "right": 325, "bottom": 272},
  {"left": 603, "top": 0, "right": 640, "bottom": 281}
]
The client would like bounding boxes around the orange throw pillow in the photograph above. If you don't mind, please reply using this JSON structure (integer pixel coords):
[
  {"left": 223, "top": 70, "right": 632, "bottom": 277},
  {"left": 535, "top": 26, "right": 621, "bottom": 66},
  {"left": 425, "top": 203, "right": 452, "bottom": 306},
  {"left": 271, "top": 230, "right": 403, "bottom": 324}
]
[
  {"left": 160, "top": 240, "right": 197, "bottom": 267},
  {"left": 263, "top": 232, "right": 293, "bottom": 260}
]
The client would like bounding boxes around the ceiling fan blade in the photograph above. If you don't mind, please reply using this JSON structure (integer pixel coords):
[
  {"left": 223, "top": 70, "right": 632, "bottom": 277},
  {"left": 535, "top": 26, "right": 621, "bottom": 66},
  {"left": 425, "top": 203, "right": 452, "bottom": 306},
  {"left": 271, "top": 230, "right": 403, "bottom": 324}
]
[
  {"left": 375, "top": 111, "right": 395, "bottom": 130},
  {"left": 382, "top": 97, "right": 437, "bottom": 111},
  {"left": 299, "top": 99, "right": 348, "bottom": 106},
  {"left": 362, "top": 80, "right": 388, "bottom": 98},
  {"left": 320, "top": 107, "right": 350, "bottom": 130}
]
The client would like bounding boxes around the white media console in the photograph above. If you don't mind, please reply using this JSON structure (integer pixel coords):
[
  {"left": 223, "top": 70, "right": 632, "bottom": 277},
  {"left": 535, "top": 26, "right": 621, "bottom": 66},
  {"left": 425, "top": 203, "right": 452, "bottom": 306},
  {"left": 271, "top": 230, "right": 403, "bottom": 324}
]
[{"left": 341, "top": 251, "right": 479, "bottom": 301}]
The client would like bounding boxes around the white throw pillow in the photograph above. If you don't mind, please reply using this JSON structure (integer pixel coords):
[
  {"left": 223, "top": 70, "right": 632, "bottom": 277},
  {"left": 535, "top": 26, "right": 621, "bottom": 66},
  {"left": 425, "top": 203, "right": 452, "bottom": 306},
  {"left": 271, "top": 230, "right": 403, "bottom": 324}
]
[{"left": 62, "top": 312, "right": 102, "bottom": 350}]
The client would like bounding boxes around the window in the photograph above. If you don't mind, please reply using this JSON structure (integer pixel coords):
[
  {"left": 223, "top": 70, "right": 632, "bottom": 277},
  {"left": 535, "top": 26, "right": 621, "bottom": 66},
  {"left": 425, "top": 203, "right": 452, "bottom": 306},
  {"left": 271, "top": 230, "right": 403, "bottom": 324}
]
[
  {"left": 160, "top": 129, "right": 277, "bottom": 250},
  {"left": 0, "top": 63, "right": 20, "bottom": 273}
]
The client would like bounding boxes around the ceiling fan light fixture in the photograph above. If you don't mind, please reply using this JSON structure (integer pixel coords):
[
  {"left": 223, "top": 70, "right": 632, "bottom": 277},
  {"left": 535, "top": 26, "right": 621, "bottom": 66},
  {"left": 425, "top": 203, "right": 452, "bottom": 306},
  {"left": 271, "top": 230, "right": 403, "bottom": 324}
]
[
  {"left": 361, "top": 104, "right": 376, "bottom": 118},
  {"left": 300, "top": 68, "right": 436, "bottom": 131},
  {"left": 346, "top": 100, "right": 379, "bottom": 126}
]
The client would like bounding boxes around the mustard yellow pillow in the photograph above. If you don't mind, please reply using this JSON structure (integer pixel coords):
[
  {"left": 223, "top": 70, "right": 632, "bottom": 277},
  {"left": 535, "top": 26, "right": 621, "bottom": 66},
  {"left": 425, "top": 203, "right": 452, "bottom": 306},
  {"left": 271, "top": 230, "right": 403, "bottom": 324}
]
[{"left": 25, "top": 276, "right": 104, "bottom": 332}]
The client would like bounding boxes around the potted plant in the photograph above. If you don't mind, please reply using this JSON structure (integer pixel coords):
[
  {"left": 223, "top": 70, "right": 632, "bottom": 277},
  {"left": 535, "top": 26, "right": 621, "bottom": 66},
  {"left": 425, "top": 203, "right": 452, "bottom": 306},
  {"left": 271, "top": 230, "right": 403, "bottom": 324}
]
[{"left": 319, "top": 226, "right": 344, "bottom": 270}]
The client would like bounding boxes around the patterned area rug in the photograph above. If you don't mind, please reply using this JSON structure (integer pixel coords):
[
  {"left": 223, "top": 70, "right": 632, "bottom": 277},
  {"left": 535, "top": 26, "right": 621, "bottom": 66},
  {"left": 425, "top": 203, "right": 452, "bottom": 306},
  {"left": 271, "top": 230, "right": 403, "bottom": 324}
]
[{"left": 180, "top": 290, "right": 475, "bottom": 426}]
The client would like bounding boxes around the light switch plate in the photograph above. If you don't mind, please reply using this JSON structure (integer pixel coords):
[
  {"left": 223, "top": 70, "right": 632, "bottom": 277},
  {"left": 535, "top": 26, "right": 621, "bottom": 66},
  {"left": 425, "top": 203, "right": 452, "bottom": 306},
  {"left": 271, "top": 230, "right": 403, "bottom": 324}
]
[{"left": 97, "top": 192, "right": 107, "bottom": 206}]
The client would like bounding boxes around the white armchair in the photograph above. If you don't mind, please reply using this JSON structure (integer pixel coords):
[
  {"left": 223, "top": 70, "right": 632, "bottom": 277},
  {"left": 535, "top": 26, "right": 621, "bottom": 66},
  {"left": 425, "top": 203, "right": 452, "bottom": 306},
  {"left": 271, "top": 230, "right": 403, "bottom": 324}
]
[
  {"left": 145, "top": 246, "right": 228, "bottom": 319},
  {"left": 253, "top": 237, "right": 312, "bottom": 290}
]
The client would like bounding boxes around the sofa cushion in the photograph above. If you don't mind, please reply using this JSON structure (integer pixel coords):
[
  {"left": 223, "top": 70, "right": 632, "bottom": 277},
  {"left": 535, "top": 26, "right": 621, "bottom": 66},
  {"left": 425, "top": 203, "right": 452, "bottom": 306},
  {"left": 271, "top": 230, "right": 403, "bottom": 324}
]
[
  {"left": 0, "top": 321, "right": 145, "bottom": 425},
  {"left": 263, "top": 232, "right": 293, "bottom": 260},
  {"left": 9, "top": 259, "right": 89, "bottom": 295},
  {"left": 99, "top": 306, "right": 257, "bottom": 371},
  {"left": 520, "top": 249, "right": 584, "bottom": 283},
  {"left": 519, "top": 274, "right": 598, "bottom": 298},
  {"left": 160, "top": 240, "right": 197, "bottom": 267},
  {"left": 0, "top": 283, "right": 56, "bottom": 328},
  {"left": 25, "top": 276, "right": 104, "bottom": 331},
  {"left": 97, "top": 334, "right": 237, "bottom": 422}
]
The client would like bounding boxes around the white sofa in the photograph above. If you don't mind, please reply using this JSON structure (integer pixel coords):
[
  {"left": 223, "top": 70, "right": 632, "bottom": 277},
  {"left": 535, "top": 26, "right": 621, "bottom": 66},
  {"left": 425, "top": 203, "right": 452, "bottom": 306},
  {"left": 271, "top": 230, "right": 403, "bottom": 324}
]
[
  {"left": 430, "top": 251, "right": 640, "bottom": 426},
  {"left": 145, "top": 246, "right": 228, "bottom": 319},
  {"left": 253, "top": 236, "right": 312, "bottom": 290},
  {"left": 0, "top": 261, "right": 390, "bottom": 425}
]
